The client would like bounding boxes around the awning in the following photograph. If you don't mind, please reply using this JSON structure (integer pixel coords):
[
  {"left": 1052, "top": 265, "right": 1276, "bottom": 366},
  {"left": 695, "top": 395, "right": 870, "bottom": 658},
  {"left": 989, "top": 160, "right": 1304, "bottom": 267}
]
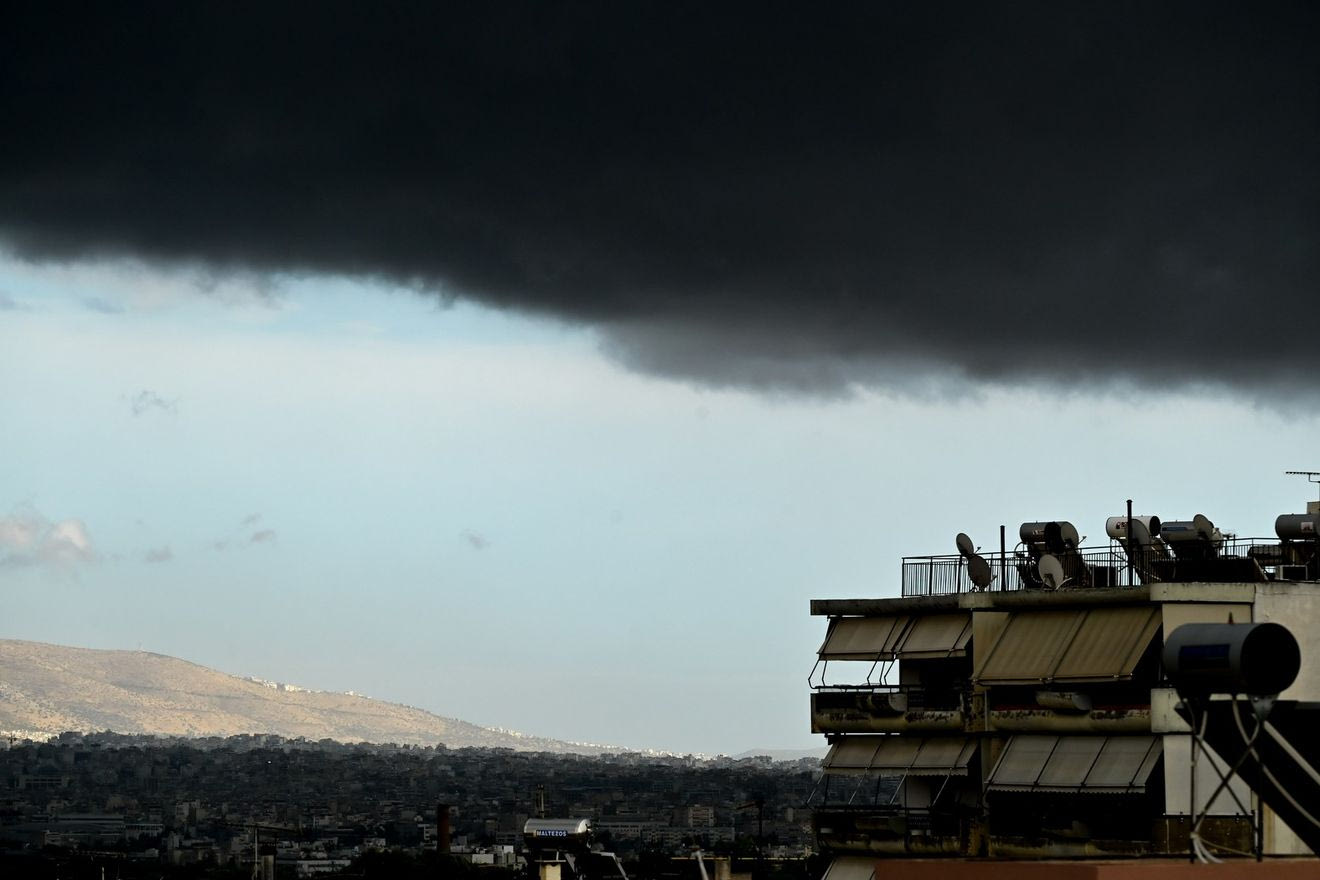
[
  {"left": 973, "top": 606, "right": 1161, "bottom": 684},
  {"left": 820, "top": 856, "right": 875, "bottom": 880},
  {"left": 819, "top": 614, "right": 971, "bottom": 661},
  {"left": 823, "top": 736, "right": 977, "bottom": 777},
  {"left": 988, "top": 735, "right": 1162, "bottom": 794},
  {"left": 901, "top": 614, "right": 975, "bottom": 659}
]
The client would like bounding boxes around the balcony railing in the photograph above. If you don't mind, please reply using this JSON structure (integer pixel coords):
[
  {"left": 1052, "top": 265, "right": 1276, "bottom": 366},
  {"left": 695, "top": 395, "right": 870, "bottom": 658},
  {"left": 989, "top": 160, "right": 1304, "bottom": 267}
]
[
  {"left": 813, "top": 804, "right": 971, "bottom": 844},
  {"left": 900, "top": 536, "right": 1315, "bottom": 597},
  {"left": 810, "top": 684, "right": 964, "bottom": 712}
]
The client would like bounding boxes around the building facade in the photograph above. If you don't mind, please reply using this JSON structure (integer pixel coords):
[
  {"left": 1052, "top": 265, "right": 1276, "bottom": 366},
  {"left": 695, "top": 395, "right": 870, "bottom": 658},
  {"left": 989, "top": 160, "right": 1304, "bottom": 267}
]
[{"left": 809, "top": 503, "right": 1320, "bottom": 861}]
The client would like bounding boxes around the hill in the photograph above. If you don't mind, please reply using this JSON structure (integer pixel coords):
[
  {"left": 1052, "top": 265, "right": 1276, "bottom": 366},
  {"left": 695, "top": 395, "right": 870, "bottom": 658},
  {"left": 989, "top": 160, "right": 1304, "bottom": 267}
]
[{"left": 0, "top": 639, "right": 612, "bottom": 753}]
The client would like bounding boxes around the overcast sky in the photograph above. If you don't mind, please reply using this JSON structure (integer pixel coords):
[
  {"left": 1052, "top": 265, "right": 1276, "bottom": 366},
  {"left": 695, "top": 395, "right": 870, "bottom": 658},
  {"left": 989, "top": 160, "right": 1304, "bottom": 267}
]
[{"left": 1, "top": 3, "right": 1316, "bottom": 754}]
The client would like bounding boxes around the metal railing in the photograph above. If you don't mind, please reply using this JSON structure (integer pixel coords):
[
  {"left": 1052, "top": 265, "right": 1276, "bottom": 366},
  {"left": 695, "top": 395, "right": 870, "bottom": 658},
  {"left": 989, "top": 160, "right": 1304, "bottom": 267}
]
[
  {"left": 810, "top": 684, "right": 965, "bottom": 712},
  {"left": 900, "top": 537, "right": 1315, "bottom": 597},
  {"left": 813, "top": 804, "right": 970, "bottom": 840}
]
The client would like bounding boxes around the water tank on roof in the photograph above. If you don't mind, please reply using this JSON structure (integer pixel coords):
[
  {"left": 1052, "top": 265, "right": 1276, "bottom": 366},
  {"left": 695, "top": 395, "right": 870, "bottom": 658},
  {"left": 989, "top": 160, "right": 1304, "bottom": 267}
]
[
  {"left": 1105, "top": 515, "right": 1161, "bottom": 540},
  {"left": 1019, "top": 521, "right": 1080, "bottom": 551},
  {"left": 1160, "top": 515, "right": 1215, "bottom": 543},
  {"left": 524, "top": 818, "right": 593, "bottom": 850},
  {"left": 1276, "top": 514, "right": 1319, "bottom": 541},
  {"left": 1163, "top": 623, "right": 1300, "bottom": 697}
]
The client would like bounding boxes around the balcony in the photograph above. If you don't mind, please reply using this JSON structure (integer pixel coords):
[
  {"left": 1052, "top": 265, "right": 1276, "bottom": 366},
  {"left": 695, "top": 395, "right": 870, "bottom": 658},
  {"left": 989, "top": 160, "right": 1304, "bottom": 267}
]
[
  {"left": 811, "top": 687, "right": 966, "bottom": 734},
  {"left": 814, "top": 806, "right": 971, "bottom": 855}
]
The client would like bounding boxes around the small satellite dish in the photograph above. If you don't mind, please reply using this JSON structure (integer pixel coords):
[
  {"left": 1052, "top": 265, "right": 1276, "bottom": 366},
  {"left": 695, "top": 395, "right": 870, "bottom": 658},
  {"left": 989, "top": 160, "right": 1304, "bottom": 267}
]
[
  {"left": 1038, "top": 554, "right": 1067, "bottom": 590},
  {"left": 968, "top": 554, "right": 993, "bottom": 589},
  {"left": 956, "top": 532, "right": 976, "bottom": 559}
]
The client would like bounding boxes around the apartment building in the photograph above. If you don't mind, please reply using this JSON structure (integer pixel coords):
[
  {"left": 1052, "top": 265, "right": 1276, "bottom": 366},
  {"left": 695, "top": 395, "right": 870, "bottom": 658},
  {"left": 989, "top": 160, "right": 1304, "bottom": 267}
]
[{"left": 809, "top": 502, "right": 1320, "bottom": 861}]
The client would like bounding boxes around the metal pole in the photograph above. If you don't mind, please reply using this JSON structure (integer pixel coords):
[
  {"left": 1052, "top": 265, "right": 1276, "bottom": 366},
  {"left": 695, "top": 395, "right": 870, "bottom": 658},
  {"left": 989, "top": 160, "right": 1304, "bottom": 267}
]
[
  {"left": 1189, "top": 706, "right": 1204, "bottom": 865},
  {"left": 999, "top": 525, "right": 1006, "bottom": 591},
  {"left": 1256, "top": 792, "right": 1263, "bottom": 861},
  {"left": 1127, "top": 499, "right": 1134, "bottom": 588}
]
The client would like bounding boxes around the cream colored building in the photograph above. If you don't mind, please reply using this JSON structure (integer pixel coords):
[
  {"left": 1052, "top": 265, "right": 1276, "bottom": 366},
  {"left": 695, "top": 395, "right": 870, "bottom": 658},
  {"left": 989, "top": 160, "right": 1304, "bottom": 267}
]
[{"left": 808, "top": 505, "right": 1320, "bottom": 859}]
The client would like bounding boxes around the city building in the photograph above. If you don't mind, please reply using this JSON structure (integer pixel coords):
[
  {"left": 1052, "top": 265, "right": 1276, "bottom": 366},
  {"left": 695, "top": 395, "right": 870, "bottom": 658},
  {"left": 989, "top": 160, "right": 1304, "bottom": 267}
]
[{"left": 808, "top": 497, "right": 1320, "bottom": 865}]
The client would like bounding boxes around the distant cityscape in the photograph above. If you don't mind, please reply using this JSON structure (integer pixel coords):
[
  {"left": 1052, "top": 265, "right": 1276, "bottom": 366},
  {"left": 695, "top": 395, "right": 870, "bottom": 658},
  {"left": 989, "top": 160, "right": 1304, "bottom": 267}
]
[{"left": 0, "top": 731, "right": 820, "bottom": 878}]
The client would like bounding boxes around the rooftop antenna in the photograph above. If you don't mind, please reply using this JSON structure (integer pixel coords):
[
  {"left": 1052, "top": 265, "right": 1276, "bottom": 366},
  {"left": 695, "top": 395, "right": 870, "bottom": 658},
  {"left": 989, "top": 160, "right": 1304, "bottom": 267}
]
[{"left": 1286, "top": 470, "right": 1320, "bottom": 504}]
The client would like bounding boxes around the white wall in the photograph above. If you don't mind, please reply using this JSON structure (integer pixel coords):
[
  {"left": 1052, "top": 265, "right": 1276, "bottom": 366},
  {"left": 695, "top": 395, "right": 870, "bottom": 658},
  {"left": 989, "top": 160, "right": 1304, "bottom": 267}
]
[
  {"left": 1251, "top": 583, "right": 1320, "bottom": 700},
  {"left": 1162, "top": 733, "right": 1251, "bottom": 816}
]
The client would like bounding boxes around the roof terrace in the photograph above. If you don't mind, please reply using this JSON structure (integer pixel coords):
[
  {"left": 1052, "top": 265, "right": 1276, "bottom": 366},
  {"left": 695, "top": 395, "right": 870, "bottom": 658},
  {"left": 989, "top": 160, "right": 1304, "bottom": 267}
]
[{"left": 901, "top": 513, "right": 1319, "bottom": 597}]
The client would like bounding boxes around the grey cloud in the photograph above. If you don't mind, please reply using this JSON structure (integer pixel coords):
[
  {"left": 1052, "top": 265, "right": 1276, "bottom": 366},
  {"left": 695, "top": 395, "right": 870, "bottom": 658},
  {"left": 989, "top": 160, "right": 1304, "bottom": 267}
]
[
  {"left": 82, "top": 296, "right": 124, "bottom": 314},
  {"left": 142, "top": 545, "right": 174, "bottom": 564},
  {"left": 0, "top": 505, "right": 97, "bottom": 570},
  {"left": 0, "top": 3, "right": 1315, "bottom": 398},
  {"left": 461, "top": 530, "right": 490, "bottom": 551},
  {"left": 128, "top": 390, "right": 178, "bottom": 417},
  {"left": 213, "top": 514, "right": 273, "bottom": 551}
]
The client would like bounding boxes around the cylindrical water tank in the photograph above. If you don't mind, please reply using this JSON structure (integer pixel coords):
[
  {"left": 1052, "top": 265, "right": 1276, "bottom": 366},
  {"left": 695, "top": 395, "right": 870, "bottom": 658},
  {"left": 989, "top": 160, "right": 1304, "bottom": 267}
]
[
  {"left": 1160, "top": 515, "right": 1215, "bottom": 543},
  {"left": 1276, "top": 514, "right": 1319, "bottom": 541},
  {"left": 1019, "top": 521, "right": 1080, "bottom": 549},
  {"left": 1163, "top": 622, "right": 1300, "bottom": 696},
  {"left": 1105, "top": 515, "right": 1161, "bottom": 540},
  {"left": 524, "top": 818, "right": 593, "bottom": 850}
]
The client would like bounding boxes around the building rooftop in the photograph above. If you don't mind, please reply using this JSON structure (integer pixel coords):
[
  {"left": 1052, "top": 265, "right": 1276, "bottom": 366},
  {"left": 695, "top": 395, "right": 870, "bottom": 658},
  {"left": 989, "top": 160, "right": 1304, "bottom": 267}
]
[{"left": 896, "top": 508, "right": 1319, "bottom": 598}]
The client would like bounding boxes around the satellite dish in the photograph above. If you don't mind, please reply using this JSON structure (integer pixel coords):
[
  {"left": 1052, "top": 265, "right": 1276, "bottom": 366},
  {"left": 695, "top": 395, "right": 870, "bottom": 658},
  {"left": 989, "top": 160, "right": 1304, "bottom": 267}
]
[
  {"left": 968, "top": 554, "right": 993, "bottom": 589},
  {"left": 956, "top": 532, "right": 976, "bottom": 559},
  {"left": 1038, "top": 554, "right": 1068, "bottom": 590}
]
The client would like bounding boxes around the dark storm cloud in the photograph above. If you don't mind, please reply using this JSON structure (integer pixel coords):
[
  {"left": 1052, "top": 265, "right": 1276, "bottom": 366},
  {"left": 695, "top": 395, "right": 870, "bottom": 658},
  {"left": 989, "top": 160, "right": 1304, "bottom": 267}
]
[{"left": 1, "top": 3, "right": 1316, "bottom": 395}]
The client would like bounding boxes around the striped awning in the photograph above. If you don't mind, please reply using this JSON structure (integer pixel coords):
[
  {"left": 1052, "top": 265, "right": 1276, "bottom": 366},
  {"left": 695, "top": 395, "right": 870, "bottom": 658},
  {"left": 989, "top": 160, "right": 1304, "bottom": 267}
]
[
  {"left": 819, "top": 614, "right": 971, "bottom": 661},
  {"left": 973, "top": 606, "right": 1161, "bottom": 685},
  {"left": 823, "top": 736, "right": 977, "bottom": 777},
  {"left": 987, "top": 735, "right": 1162, "bottom": 794}
]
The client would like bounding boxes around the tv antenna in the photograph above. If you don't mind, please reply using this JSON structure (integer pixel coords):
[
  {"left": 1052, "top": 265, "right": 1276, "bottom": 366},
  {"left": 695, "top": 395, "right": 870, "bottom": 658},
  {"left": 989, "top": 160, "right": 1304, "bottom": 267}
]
[{"left": 1286, "top": 470, "right": 1320, "bottom": 503}]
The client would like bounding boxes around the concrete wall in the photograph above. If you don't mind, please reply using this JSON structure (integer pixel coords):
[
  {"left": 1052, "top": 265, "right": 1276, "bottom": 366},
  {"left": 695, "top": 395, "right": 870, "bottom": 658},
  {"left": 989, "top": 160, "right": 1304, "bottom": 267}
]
[
  {"left": 1252, "top": 583, "right": 1320, "bottom": 854},
  {"left": 1161, "top": 601, "right": 1250, "bottom": 634},
  {"left": 1161, "top": 733, "right": 1251, "bottom": 816},
  {"left": 1251, "top": 583, "right": 1320, "bottom": 700}
]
